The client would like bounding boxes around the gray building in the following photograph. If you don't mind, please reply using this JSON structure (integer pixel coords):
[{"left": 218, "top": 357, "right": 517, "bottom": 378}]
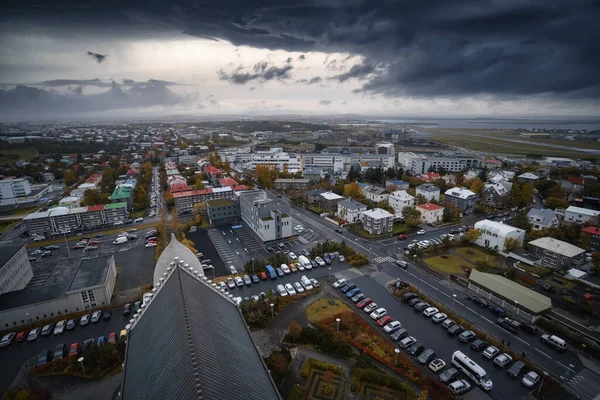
[
  {"left": 416, "top": 183, "right": 440, "bottom": 202},
  {"left": 0, "top": 245, "right": 33, "bottom": 295},
  {"left": 302, "top": 167, "right": 324, "bottom": 182},
  {"left": 360, "top": 208, "right": 394, "bottom": 235},
  {"left": 121, "top": 236, "right": 281, "bottom": 400},
  {"left": 206, "top": 198, "right": 240, "bottom": 225},
  {"left": 306, "top": 188, "right": 327, "bottom": 204},
  {"left": 238, "top": 190, "right": 293, "bottom": 242},
  {"left": 337, "top": 198, "right": 368, "bottom": 223},
  {"left": 527, "top": 237, "right": 586, "bottom": 271},
  {"left": 527, "top": 208, "right": 558, "bottom": 230},
  {"left": 274, "top": 178, "right": 310, "bottom": 190},
  {"left": 444, "top": 187, "right": 478, "bottom": 214},
  {"left": 319, "top": 191, "right": 344, "bottom": 213},
  {"left": 0, "top": 255, "right": 116, "bottom": 329}
]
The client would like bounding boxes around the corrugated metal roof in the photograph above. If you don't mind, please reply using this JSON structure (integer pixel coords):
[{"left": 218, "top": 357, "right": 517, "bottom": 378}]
[{"left": 122, "top": 263, "right": 281, "bottom": 400}]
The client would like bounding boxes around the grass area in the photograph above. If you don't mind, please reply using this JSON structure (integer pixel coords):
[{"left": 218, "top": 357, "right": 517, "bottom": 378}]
[
  {"left": 299, "top": 357, "right": 344, "bottom": 379},
  {"left": 129, "top": 210, "right": 146, "bottom": 218},
  {"left": 391, "top": 222, "right": 409, "bottom": 234},
  {"left": 424, "top": 254, "right": 469, "bottom": 274},
  {"left": 0, "top": 147, "right": 38, "bottom": 166},
  {"left": 306, "top": 298, "right": 352, "bottom": 324},
  {"left": 12, "top": 205, "right": 40, "bottom": 215},
  {"left": 0, "top": 220, "right": 17, "bottom": 233},
  {"left": 545, "top": 276, "right": 577, "bottom": 290},
  {"left": 307, "top": 205, "right": 324, "bottom": 214},
  {"left": 25, "top": 222, "right": 158, "bottom": 248},
  {"left": 455, "top": 247, "right": 497, "bottom": 265}
]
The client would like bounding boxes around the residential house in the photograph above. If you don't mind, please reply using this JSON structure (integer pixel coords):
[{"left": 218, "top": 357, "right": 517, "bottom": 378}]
[
  {"left": 416, "top": 184, "right": 440, "bottom": 202},
  {"left": 564, "top": 206, "right": 600, "bottom": 225},
  {"left": 306, "top": 188, "right": 327, "bottom": 204},
  {"left": 484, "top": 158, "right": 502, "bottom": 168},
  {"left": 415, "top": 203, "right": 444, "bottom": 224},
  {"left": 527, "top": 208, "right": 558, "bottom": 230},
  {"left": 337, "top": 199, "right": 368, "bottom": 223},
  {"left": 517, "top": 172, "right": 539, "bottom": 184},
  {"left": 360, "top": 208, "right": 394, "bottom": 235},
  {"left": 444, "top": 187, "right": 478, "bottom": 214},
  {"left": 418, "top": 172, "right": 440, "bottom": 182},
  {"left": 385, "top": 179, "right": 409, "bottom": 192},
  {"left": 527, "top": 237, "right": 586, "bottom": 271},
  {"left": 582, "top": 226, "right": 600, "bottom": 251},
  {"left": 363, "top": 186, "right": 389, "bottom": 203},
  {"left": 302, "top": 167, "right": 323, "bottom": 182},
  {"left": 319, "top": 192, "right": 344, "bottom": 213},
  {"left": 388, "top": 190, "right": 415, "bottom": 215},
  {"left": 482, "top": 181, "right": 512, "bottom": 206},
  {"left": 559, "top": 180, "right": 583, "bottom": 202},
  {"left": 474, "top": 220, "right": 525, "bottom": 252}
]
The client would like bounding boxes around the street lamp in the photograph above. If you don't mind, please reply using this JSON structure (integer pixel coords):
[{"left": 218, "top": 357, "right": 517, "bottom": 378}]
[
  {"left": 536, "top": 371, "right": 548, "bottom": 397},
  {"left": 25, "top": 312, "right": 31, "bottom": 328},
  {"left": 452, "top": 294, "right": 457, "bottom": 311},
  {"left": 251, "top": 257, "right": 255, "bottom": 274},
  {"left": 515, "top": 300, "right": 520, "bottom": 317},
  {"left": 394, "top": 348, "right": 400, "bottom": 366},
  {"left": 328, "top": 267, "right": 331, "bottom": 282},
  {"left": 78, "top": 357, "right": 86, "bottom": 376},
  {"left": 270, "top": 303, "right": 274, "bottom": 318},
  {"left": 61, "top": 230, "right": 71, "bottom": 257},
  {"left": 336, "top": 318, "right": 341, "bottom": 331}
]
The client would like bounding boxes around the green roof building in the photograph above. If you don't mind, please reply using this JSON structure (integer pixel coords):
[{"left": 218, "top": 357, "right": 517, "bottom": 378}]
[{"left": 109, "top": 185, "right": 134, "bottom": 211}]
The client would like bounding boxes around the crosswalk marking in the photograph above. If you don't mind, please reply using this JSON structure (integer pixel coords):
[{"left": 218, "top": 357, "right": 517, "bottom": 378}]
[{"left": 374, "top": 256, "right": 396, "bottom": 264}]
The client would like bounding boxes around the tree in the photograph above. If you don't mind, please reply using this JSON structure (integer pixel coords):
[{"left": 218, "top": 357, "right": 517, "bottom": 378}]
[
  {"left": 521, "top": 182, "right": 535, "bottom": 204},
  {"left": 402, "top": 206, "right": 422, "bottom": 229},
  {"left": 504, "top": 237, "right": 521, "bottom": 252},
  {"left": 376, "top": 202, "right": 395, "bottom": 214},
  {"left": 442, "top": 202, "right": 460, "bottom": 223},
  {"left": 81, "top": 189, "right": 107, "bottom": 206},
  {"left": 314, "top": 143, "right": 326, "bottom": 152},
  {"left": 544, "top": 197, "right": 569, "bottom": 210},
  {"left": 592, "top": 253, "right": 600, "bottom": 275},
  {"left": 194, "top": 177, "right": 205, "bottom": 190},
  {"left": 511, "top": 182, "right": 524, "bottom": 206},
  {"left": 344, "top": 181, "right": 362, "bottom": 198},
  {"left": 63, "top": 168, "right": 78, "bottom": 186},
  {"left": 346, "top": 166, "right": 361, "bottom": 183},
  {"left": 288, "top": 321, "right": 302, "bottom": 341},
  {"left": 223, "top": 160, "right": 231, "bottom": 174},
  {"left": 511, "top": 213, "right": 532, "bottom": 232},
  {"left": 466, "top": 228, "right": 482, "bottom": 244},
  {"left": 194, "top": 213, "right": 203, "bottom": 227},
  {"left": 468, "top": 177, "right": 484, "bottom": 194},
  {"left": 164, "top": 190, "right": 174, "bottom": 207},
  {"left": 417, "top": 389, "right": 429, "bottom": 400}
]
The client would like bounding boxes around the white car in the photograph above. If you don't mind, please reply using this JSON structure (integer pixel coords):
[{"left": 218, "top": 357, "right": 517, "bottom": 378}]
[
  {"left": 288, "top": 252, "right": 298, "bottom": 260},
  {"left": 293, "top": 282, "right": 305, "bottom": 293},
  {"left": 297, "top": 263, "right": 305, "bottom": 271},
  {"left": 494, "top": 353, "right": 513, "bottom": 368},
  {"left": 281, "top": 264, "right": 291, "bottom": 274},
  {"left": 53, "top": 320, "right": 66, "bottom": 335},
  {"left": 276, "top": 284, "right": 288, "bottom": 297},
  {"left": 417, "top": 229, "right": 426, "bottom": 235},
  {"left": 113, "top": 221, "right": 124, "bottom": 226},
  {"left": 31, "top": 250, "right": 43, "bottom": 256},
  {"left": 364, "top": 303, "right": 378, "bottom": 313},
  {"left": 315, "top": 257, "right": 326, "bottom": 267},
  {"left": 0, "top": 333, "right": 16, "bottom": 347},
  {"left": 310, "top": 278, "right": 320, "bottom": 288},
  {"left": 145, "top": 242, "right": 157, "bottom": 248},
  {"left": 483, "top": 346, "right": 500, "bottom": 359},
  {"left": 422, "top": 307, "right": 439, "bottom": 317},
  {"left": 80, "top": 314, "right": 91, "bottom": 326},
  {"left": 229, "top": 266, "right": 238, "bottom": 274},
  {"left": 521, "top": 371, "right": 540, "bottom": 388},
  {"left": 383, "top": 320, "right": 402, "bottom": 333},
  {"left": 294, "top": 225, "right": 303, "bottom": 231},
  {"left": 234, "top": 277, "right": 244, "bottom": 287},
  {"left": 285, "top": 283, "right": 297, "bottom": 296},
  {"left": 333, "top": 279, "right": 347, "bottom": 288},
  {"left": 143, "top": 292, "right": 153, "bottom": 305},
  {"left": 428, "top": 358, "right": 446, "bottom": 372},
  {"left": 370, "top": 308, "right": 387, "bottom": 320},
  {"left": 432, "top": 312, "right": 447, "bottom": 323},
  {"left": 232, "top": 297, "right": 242, "bottom": 306},
  {"left": 227, "top": 278, "right": 235, "bottom": 288}
]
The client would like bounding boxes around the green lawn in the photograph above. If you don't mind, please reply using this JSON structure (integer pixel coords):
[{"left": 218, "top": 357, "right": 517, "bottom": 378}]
[
  {"left": 455, "top": 247, "right": 498, "bottom": 265},
  {"left": 424, "top": 254, "right": 469, "bottom": 274},
  {"left": 0, "top": 220, "right": 17, "bottom": 233},
  {"left": 0, "top": 148, "right": 39, "bottom": 166},
  {"left": 391, "top": 222, "right": 409, "bottom": 234},
  {"left": 307, "top": 205, "right": 324, "bottom": 214}
]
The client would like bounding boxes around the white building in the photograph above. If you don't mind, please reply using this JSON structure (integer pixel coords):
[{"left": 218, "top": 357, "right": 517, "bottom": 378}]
[
  {"left": 301, "top": 153, "right": 345, "bottom": 172},
  {"left": 397, "top": 152, "right": 481, "bottom": 175},
  {"left": 415, "top": 203, "right": 444, "bottom": 224},
  {"left": 474, "top": 220, "right": 525, "bottom": 252},
  {"left": 360, "top": 208, "right": 394, "bottom": 235},
  {"left": 0, "top": 245, "right": 33, "bottom": 295},
  {"left": 246, "top": 148, "right": 301, "bottom": 172},
  {"left": 363, "top": 186, "right": 389, "bottom": 203},
  {"left": 0, "top": 178, "right": 31, "bottom": 199},
  {"left": 564, "top": 206, "right": 600, "bottom": 225},
  {"left": 238, "top": 190, "right": 293, "bottom": 242},
  {"left": 337, "top": 199, "right": 368, "bottom": 223},
  {"left": 377, "top": 143, "right": 395, "bottom": 156},
  {"left": 416, "top": 184, "right": 440, "bottom": 202},
  {"left": 527, "top": 208, "right": 558, "bottom": 230},
  {"left": 388, "top": 190, "right": 415, "bottom": 214}
]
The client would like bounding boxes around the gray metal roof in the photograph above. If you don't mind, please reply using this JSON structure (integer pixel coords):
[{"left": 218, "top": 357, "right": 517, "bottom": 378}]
[
  {"left": 0, "top": 244, "right": 24, "bottom": 268},
  {"left": 122, "top": 265, "right": 281, "bottom": 400},
  {"left": 67, "top": 255, "right": 113, "bottom": 292}
]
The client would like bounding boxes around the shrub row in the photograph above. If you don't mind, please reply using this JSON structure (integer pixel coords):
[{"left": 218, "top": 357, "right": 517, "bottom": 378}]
[
  {"left": 299, "top": 357, "right": 344, "bottom": 378},
  {"left": 287, "top": 384, "right": 307, "bottom": 400},
  {"left": 350, "top": 368, "right": 415, "bottom": 397},
  {"left": 292, "top": 326, "right": 353, "bottom": 358}
]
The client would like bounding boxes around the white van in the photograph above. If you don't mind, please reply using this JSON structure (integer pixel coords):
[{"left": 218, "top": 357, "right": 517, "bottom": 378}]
[
  {"left": 113, "top": 236, "right": 128, "bottom": 245},
  {"left": 541, "top": 334, "right": 566, "bottom": 351},
  {"left": 298, "top": 255, "right": 312, "bottom": 269},
  {"left": 300, "top": 275, "right": 314, "bottom": 290}
]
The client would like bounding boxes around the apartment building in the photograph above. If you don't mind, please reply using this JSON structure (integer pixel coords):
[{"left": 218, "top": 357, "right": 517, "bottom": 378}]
[
  {"left": 582, "top": 226, "right": 600, "bottom": 251},
  {"left": 0, "top": 245, "right": 33, "bottom": 295},
  {"left": 206, "top": 199, "right": 240, "bottom": 225},
  {"left": 416, "top": 184, "right": 440, "bottom": 202},
  {"left": 274, "top": 179, "right": 310, "bottom": 190},
  {"left": 239, "top": 190, "right": 292, "bottom": 242},
  {"left": 109, "top": 184, "right": 134, "bottom": 211},
  {"left": 474, "top": 220, "right": 525, "bottom": 252},
  {"left": 319, "top": 192, "right": 344, "bottom": 213},
  {"left": 527, "top": 237, "right": 586, "bottom": 270},
  {"left": 360, "top": 208, "right": 394, "bottom": 235},
  {"left": 388, "top": 190, "right": 415, "bottom": 214},
  {"left": 397, "top": 152, "right": 481, "bottom": 174},
  {"left": 336, "top": 199, "right": 367, "bottom": 223},
  {"left": 564, "top": 206, "right": 600, "bottom": 225},
  {"left": 245, "top": 148, "right": 301, "bottom": 171},
  {"left": 301, "top": 153, "right": 344, "bottom": 172},
  {"left": 444, "top": 187, "right": 478, "bottom": 214},
  {"left": 415, "top": 203, "right": 444, "bottom": 224},
  {"left": 173, "top": 186, "right": 248, "bottom": 214}
]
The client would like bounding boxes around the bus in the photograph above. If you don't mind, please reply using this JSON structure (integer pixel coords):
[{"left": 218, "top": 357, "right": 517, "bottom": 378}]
[
  {"left": 451, "top": 351, "right": 493, "bottom": 391},
  {"left": 265, "top": 264, "right": 277, "bottom": 279}
]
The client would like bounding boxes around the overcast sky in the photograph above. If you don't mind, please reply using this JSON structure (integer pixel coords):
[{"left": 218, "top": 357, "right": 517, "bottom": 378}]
[{"left": 0, "top": 0, "right": 599, "bottom": 121}]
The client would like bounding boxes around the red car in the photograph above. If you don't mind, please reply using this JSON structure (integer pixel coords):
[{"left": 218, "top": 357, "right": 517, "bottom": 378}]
[
  {"left": 377, "top": 315, "right": 393, "bottom": 327},
  {"left": 108, "top": 332, "right": 117, "bottom": 345},
  {"left": 258, "top": 272, "right": 268, "bottom": 280},
  {"left": 15, "top": 331, "right": 28, "bottom": 342},
  {"left": 397, "top": 234, "right": 408, "bottom": 240},
  {"left": 356, "top": 298, "right": 373, "bottom": 309},
  {"left": 72, "top": 244, "right": 86, "bottom": 249},
  {"left": 88, "top": 240, "right": 101, "bottom": 245},
  {"left": 69, "top": 343, "right": 80, "bottom": 357},
  {"left": 146, "top": 238, "right": 157, "bottom": 243}
]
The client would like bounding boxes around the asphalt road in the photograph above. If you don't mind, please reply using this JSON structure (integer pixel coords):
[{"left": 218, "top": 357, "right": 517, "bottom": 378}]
[{"left": 0, "top": 314, "right": 129, "bottom": 394}]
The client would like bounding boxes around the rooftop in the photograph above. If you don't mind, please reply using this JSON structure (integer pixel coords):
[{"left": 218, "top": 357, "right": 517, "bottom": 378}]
[
  {"left": 104, "top": 202, "right": 127, "bottom": 210},
  {"left": 0, "top": 244, "right": 24, "bottom": 268},
  {"left": 274, "top": 178, "right": 310, "bottom": 183},
  {"left": 582, "top": 226, "right": 600, "bottom": 236},
  {"left": 445, "top": 187, "right": 477, "bottom": 199},
  {"left": 565, "top": 206, "right": 600, "bottom": 217},
  {"left": 416, "top": 183, "right": 440, "bottom": 192},
  {"left": 416, "top": 203, "right": 443, "bottom": 211},
  {"left": 320, "top": 191, "right": 344, "bottom": 201},
  {"left": 475, "top": 220, "right": 524, "bottom": 236},
  {"left": 469, "top": 270, "right": 552, "bottom": 314},
  {"left": 206, "top": 198, "right": 234, "bottom": 207},
  {"left": 338, "top": 198, "right": 367, "bottom": 210},
  {"left": 362, "top": 208, "right": 394, "bottom": 219},
  {"left": 67, "top": 255, "right": 114, "bottom": 292},
  {"left": 528, "top": 237, "right": 586, "bottom": 257},
  {"left": 518, "top": 172, "right": 539, "bottom": 180}
]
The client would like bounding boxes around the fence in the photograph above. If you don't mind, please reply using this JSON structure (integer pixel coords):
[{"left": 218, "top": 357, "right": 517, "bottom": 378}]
[{"left": 467, "top": 283, "right": 537, "bottom": 323}]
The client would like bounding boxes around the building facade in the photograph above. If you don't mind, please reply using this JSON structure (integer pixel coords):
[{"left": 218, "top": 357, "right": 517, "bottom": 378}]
[
  {"left": 385, "top": 180, "right": 409, "bottom": 192},
  {"left": 336, "top": 199, "right": 368, "bottom": 223},
  {"left": 416, "top": 183, "right": 440, "bottom": 202},
  {"left": 319, "top": 192, "right": 344, "bottom": 213},
  {"left": 360, "top": 208, "right": 394, "bottom": 235},
  {"left": 397, "top": 152, "right": 481, "bottom": 174},
  {"left": 474, "top": 220, "right": 525, "bottom": 252},
  {"left": 173, "top": 186, "right": 248, "bottom": 214},
  {"left": 0, "top": 245, "right": 33, "bottom": 295},
  {"left": 527, "top": 208, "right": 558, "bottom": 230},
  {"left": 582, "top": 226, "right": 600, "bottom": 251},
  {"left": 415, "top": 203, "right": 444, "bottom": 224},
  {"left": 239, "top": 190, "right": 292, "bottom": 242},
  {"left": 206, "top": 199, "right": 240, "bottom": 225},
  {"left": 388, "top": 190, "right": 415, "bottom": 214},
  {"left": 274, "top": 179, "right": 310, "bottom": 190},
  {"left": 444, "top": 187, "right": 478, "bottom": 214},
  {"left": 564, "top": 206, "right": 600, "bottom": 225},
  {"left": 527, "top": 237, "right": 586, "bottom": 270}
]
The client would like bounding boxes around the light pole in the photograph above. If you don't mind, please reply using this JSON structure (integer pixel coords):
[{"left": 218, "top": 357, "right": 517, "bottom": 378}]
[
  {"left": 78, "top": 357, "right": 86, "bottom": 376},
  {"left": 270, "top": 303, "right": 274, "bottom": 318},
  {"left": 25, "top": 312, "right": 31, "bottom": 328},
  {"left": 61, "top": 230, "right": 71, "bottom": 257},
  {"left": 413, "top": 254, "right": 416, "bottom": 265},
  {"left": 328, "top": 267, "right": 331, "bottom": 282},
  {"left": 452, "top": 294, "right": 457, "bottom": 311},
  {"left": 251, "top": 257, "right": 255, "bottom": 274},
  {"left": 336, "top": 318, "right": 341, "bottom": 331},
  {"left": 536, "top": 371, "right": 548, "bottom": 397},
  {"left": 515, "top": 300, "right": 519, "bottom": 317},
  {"left": 394, "top": 348, "right": 400, "bottom": 366}
]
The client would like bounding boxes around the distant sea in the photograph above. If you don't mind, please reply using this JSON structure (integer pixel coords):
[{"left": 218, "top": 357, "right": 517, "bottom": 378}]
[{"left": 374, "top": 118, "right": 600, "bottom": 131}]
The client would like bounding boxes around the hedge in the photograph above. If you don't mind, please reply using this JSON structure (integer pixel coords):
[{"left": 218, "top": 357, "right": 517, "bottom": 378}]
[
  {"left": 287, "top": 384, "right": 307, "bottom": 400},
  {"left": 350, "top": 368, "right": 415, "bottom": 395},
  {"left": 299, "top": 357, "right": 344, "bottom": 378}
]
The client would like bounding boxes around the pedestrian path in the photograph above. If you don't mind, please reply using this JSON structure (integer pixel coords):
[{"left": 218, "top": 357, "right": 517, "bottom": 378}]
[
  {"left": 373, "top": 255, "right": 396, "bottom": 264},
  {"left": 207, "top": 229, "right": 238, "bottom": 267}
]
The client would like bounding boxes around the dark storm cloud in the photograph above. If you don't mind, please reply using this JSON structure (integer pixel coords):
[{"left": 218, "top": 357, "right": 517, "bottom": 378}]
[
  {"left": 331, "top": 61, "right": 377, "bottom": 82},
  {"left": 40, "top": 79, "right": 111, "bottom": 87},
  {"left": 1, "top": 0, "right": 599, "bottom": 99},
  {"left": 296, "top": 76, "right": 322, "bottom": 85},
  {"left": 87, "top": 51, "right": 107, "bottom": 63},
  {"left": 219, "top": 61, "right": 293, "bottom": 84},
  {"left": 319, "top": 100, "right": 332, "bottom": 105}
]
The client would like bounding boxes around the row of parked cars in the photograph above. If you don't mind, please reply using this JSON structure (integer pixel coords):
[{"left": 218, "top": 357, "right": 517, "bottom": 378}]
[{"left": 276, "top": 276, "right": 320, "bottom": 296}]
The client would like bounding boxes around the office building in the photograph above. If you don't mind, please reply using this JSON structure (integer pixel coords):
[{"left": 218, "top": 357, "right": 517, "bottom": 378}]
[
  {"left": 239, "top": 190, "right": 292, "bottom": 242},
  {"left": 0, "top": 245, "right": 33, "bottom": 295}
]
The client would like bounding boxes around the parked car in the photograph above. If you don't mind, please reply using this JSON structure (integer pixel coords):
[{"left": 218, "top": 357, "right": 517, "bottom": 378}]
[
  {"left": 402, "top": 292, "right": 417, "bottom": 302},
  {"left": 346, "top": 288, "right": 361, "bottom": 298},
  {"left": 494, "top": 353, "right": 513, "bottom": 368},
  {"left": 276, "top": 267, "right": 285, "bottom": 277},
  {"left": 341, "top": 284, "right": 357, "bottom": 294},
  {"left": 418, "top": 349, "right": 436, "bottom": 365},
  {"left": 258, "top": 272, "right": 268, "bottom": 280},
  {"left": 432, "top": 313, "right": 447, "bottom": 323},
  {"left": 315, "top": 257, "right": 326, "bottom": 267},
  {"left": 243, "top": 274, "right": 252, "bottom": 286},
  {"left": 429, "top": 358, "right": 446, "bottom": 372},
  {"left": 123, "top": 303, "right": 131, "bottom": 316},
  {"left": 351, "top": 293, "right": 365, "bottom": 303},
  {"left": 439, "top": 368, "right": 460, "bottom": 384},
  {"left": 397, "top": 234, "right": 408, "bottom": 240},
  {"left": 356, "top": 298, "right": 373, "bottom": 309},
  {"left": 497, "top": 317, "right": 520, "bottom": 334},
  {"left": 447, "top": 325, "right": 464, "bottom": 336},
  {"left": 471, "top": 297, "right": 489, "bottom": 307},
  {"left": 448, "top": 379, "right": 471, "bottom": 395},
  {"left": 276, "top": 284, "right": 287, "bottom": 297},
  {"left": 53, "top": 320, "right": 66, "bottom": 335},
  {"left": 458, "top": 330, "right": 476, "bottom": 343},
  {"left": 293, "top": 282, "right": 305, "bottom": 293},
  {"left": 41, "top": 323, "right": 54, "bottom": 336},
  {"left": 16, "top": 331, "right": 28, "bottom": 342},
  {"left": 310, "top": 278, "right": 320, "bottom": 288},
  {"left": 227, "top": 277, "right": 235, "bottom": 289},
  {"left": 377, "top": 315, "right": 393, "bottom": 327},
  {"left": 54, "top": 343, "right": 66, "bottom": 360},
  {"left": 284, "top": 283, "right": 296, "bottom": 296},
  {"left": 251, "top": 273, "right": 260, "bottom": 283},
  {"left": 27, "top": 328, "right": 41, "bottom": 342},
  {"left": 471, "top": 339, "right": 488, "bottom": 351},
  {"left": 414, "top": 302, "right": 430, "bottom": 312},
  {"left": 333, "top": 279, "right": 347, "bottom": 288},
  {"left": 234, "top": 277, "right": 244, "bottom": 287},
  {"left": 35, "top": 349, "right": 52, "bottom": 367},
  {"left": 489, "top": 306, "right": 506, "bottom": 316},
  {"left": 69, "top": 343, "right": 81, "bottom": 357},
  {"left": 108, "top": 332, "right": 117, "bottom": 345},
  {"left": 521, "top": 371, "right": 541, "bottom": 388},
  {"left": 417, "top": 230, "right": 426, "bottom": 235},
  {"left": 363, "top": 303, "right": 378, "bottom": 313},
  {"left": 508, "top": 360, "right": 526, "bottom": 378},
  {"left": 483, "top": 346, "right": 500, "bottom": 359},
  {"left": 407, "top": 342, "right": 425, "bottom": 356},
  {"left": 407, "top": 297, "right": 421, "bottom": 306},
  {"left": 391, "top": 328, "right": 409, "bottom": 341},
  {"left": 399, "top": 336, "right": 417, "bottom": 349},
  {"left": 91, "top": 310, "right": 102, "bottom": 323},
  {"left": 520, "top": 323, "right": 538, "bottom": 334},
  {"left": 97, "top": 336, "right": 107, "bottom": 346},
  {"left": 370, "top": 308, "right": 387, "bottom": 320},
  {"left": 423, "top": 307, "right": 439, "bottom": 317},
  {"left": 0, "top": 332, "right": 16, "bottom": 347},
  {"left": 442, "top": 319, "right": 455, "bottom": 329}
]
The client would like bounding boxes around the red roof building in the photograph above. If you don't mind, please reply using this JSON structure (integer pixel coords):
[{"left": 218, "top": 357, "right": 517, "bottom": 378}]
[
  {"left": 567, "top": 176, "right": 585, "bottom": 185},
  {"left": 415, "top": 203, "right": 444, "bottom": 224},
  {"left": 219, "top": 178, "right": 239, "bottom": 187},
  {"left": 419, "top": 172, "right": 440, "bottom": 182},
  {"left": 582, "top": 226, "right": 600, "bottom": 251}
]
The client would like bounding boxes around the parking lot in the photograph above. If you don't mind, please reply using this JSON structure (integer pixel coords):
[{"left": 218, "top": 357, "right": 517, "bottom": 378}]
[{"left": 0, "top": 311, "right": 129, "bottom": 394}]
